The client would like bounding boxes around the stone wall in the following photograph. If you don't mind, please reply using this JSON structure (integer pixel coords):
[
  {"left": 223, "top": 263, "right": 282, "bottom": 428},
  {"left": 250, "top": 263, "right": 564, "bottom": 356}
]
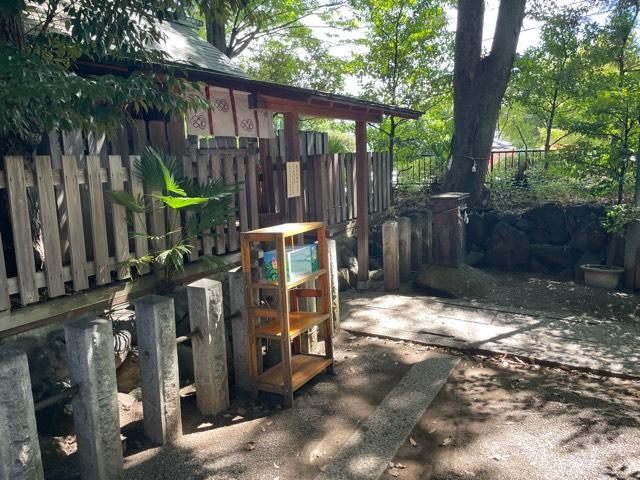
[{"left": 467, "top": 203, "right": 612, "bottom": 280}]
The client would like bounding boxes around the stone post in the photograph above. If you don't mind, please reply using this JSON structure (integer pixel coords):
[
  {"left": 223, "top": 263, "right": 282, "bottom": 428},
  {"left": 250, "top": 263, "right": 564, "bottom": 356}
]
[
  {"left": 187, "top": 278, "right": 229, "bottom": 415},
  {"left": 65, "top": 316, "right": 123, "bottom": 480},
  {"left": 228, "top": 267, "right": 251, "bottom": 392},
  {"left": 424, "top": 209, "right": 433, "bottom": 262},
  {"left": 382, "top": 220, "right": 400, "bottom": 291},
  {"left": 398, "top": 217, "right": 411, "bottom": 281},
  {"left": 135, "top": 295, "right": 182, "bottom": 445},
  {"left": 327, "top": 238, "right": 340, "bottom": 334},
  {"left": 409, "top": 213, "right": 424, "bottom": 270},
  {"left": 0, "top": 347, "right": 44, "bottom": 480},
  {"left": 430, "top": 192, "right": 469, "bottom": 266}
]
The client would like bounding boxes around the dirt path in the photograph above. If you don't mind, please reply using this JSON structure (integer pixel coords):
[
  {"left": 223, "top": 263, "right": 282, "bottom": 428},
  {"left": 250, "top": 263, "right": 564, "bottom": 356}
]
[{"left": 381, "top": 356, "right": 640, "bottom": 480}]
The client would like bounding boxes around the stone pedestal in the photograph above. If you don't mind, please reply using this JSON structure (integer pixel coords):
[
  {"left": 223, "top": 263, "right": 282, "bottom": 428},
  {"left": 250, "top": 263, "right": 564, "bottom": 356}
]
[
  {"left": 398, "top": 217, "right": 411, "bottom": 280},
  {"left": 65, "top": 317, "right": 123, "bottom": 480},
  {"left": 383, "top": 220, "right": 400, "bottom": 291},
  {"left": 430, "top": 193, "right": 469, "bottom": 266},
  {"left": 228, "top": 267, "right": 252, "bottom": 392},
  {"left": 135, "top": 295, "right": 182, "bottom": 445},
  {"left": 409, "top": 213, "right": 424, "bottom": 269},
  {"left": 187, "top": 278, "right": 229, "bottom": 415},
  {"left": 0, "top": 347, "right": 44, "bottom": 480}
]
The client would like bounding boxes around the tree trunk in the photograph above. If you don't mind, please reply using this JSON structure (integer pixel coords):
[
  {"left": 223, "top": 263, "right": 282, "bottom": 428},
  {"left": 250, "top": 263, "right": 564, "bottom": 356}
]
[
  {"left": 205, "top": 12, "right": 228, "bottom": 56},
  {"left": 442, "top": 0, "right": 526, "bottom": 206},
  {"left": 0, "top": 2, "right": 26, "bottom": 50}
]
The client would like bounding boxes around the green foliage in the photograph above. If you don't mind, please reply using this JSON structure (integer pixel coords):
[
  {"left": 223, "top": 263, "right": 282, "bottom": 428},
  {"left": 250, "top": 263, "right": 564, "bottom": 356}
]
[
  {"left": 487, "top": 162, "right": 597, "bottom": 212},
  {"left": 500, "top": 1, "right": 640, "bottom": 205},
  {"left": 603, "top": 203, "right": 640, "bottom": 235},
  {"left": 0, "top": 0, "right": 204, "bottom": 155},
  {"left": 351, "top": 0, "right": 452, "bottom": 169},
  {"left": 107, "top": 147, "right": 236, "bottom": 285}
]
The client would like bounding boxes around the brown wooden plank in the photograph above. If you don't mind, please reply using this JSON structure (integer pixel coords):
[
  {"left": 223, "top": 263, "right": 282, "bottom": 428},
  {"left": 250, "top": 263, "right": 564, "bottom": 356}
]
[
  {"left": 86, "top": 155, "right": 110, "bottom": 286},
  {"left": 61, "top": 154, "right": 89, "bottom": 291},
  {"left": 236, "top": 154, "right": 249, "bottom": 233},
  {"left": 167, "top": 118, "right": 186, "bottom": 157},
  {"left": 128, "top": 155, "right": 150, "bottom": 275},
  {"left": 182, "top": 151, "right": 199, "bottom": 262},
  {"left": 246, "top": 153, "right": 260, "bottom": 229},
  {"left": 148, "top": 120, "right": 168, "bottom": 153},
  {"left": 355, "top": 121, "right": 369, "bottom": 282},
  {"left": 5, "top": 157, "right": 38, "bottom": 305},
  {"left": 107, "top": 155, "right": 131, "bottom": 280},
  {"left": 197, "top": 152, "right": 214, "bottom": 256},
  {"left": 339, "top": 153, "right": 347, "bottom": 221},
  {"left": 211, "top": 154, "right": 226, "bottom": 254},
  {"left": 34, "top": 156, "right": 65, "bottom": 298},
  {"left": 0, "top": 231, "right": 10, "bottom": 310},
  {"left": 351, "top": 153, "right": 357, "bottom": 220},
  {"left": 224, "top": 154, "right": 239, "bottom": 251}
]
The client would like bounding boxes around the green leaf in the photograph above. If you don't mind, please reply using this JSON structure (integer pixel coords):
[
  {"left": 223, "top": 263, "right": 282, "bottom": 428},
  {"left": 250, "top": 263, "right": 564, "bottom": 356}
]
[{"left": 156, "top": 195, "right": 210, "bottom": 209}]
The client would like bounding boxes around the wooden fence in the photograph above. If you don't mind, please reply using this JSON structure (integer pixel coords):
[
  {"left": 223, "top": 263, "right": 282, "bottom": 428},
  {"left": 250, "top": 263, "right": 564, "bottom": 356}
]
[{"left": 0, "top": 123, "right": 391, "bottom": 317}]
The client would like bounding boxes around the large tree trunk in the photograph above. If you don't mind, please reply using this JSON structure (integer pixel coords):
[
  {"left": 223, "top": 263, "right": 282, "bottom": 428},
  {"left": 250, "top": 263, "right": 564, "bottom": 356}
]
[
  {"left": 205, "top": 12, "right": 229, "bottom": 56},
  {"left": 442, "top": 0, "right": 526, "bottom": 206}
]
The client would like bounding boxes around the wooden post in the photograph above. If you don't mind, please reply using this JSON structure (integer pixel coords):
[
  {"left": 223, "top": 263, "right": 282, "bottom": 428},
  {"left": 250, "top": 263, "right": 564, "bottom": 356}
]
[
  {"left": 382, "top": 220, "right": 400, "bottom": 291},
  {"left": 283, "top": 113, "right": 303, "bottom": 223},
  {"left": 398, "top": 217, "right": 411, "bottom": 281},
  {"left": 355, "top": 121, "right": 369, "bottom": 285}
]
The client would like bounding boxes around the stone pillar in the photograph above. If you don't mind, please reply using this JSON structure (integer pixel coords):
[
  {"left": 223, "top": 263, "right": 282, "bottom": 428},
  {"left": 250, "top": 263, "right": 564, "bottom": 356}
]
[
  {"left": 409, "top": 213, "right": 424, "bottom": 270},
  {"left": 430, "top": 192, "right": 469, "bottom": 266},
  {"left": 65, "top": 317, "right": 123, "bottom": 480},
  {"left": 228, "top": 267, "right": 251, "bottom": 392},
  {"left": 382, "top": 220, "right": 400, "bottom": 291},
  {"left": 0, "top": 347, "right": 44, "bottom": 480},
  {"left": 327, "top": 238, "right": 340, "bottom": 334},
  {"left": 187, "top": 278, "right": 229, "bottom": 415},
  {"left": 135, "top": 295, "right": 182, "bottom": 445},
  {"left": 398, "top": 217, "right": 411, "bottom": 281},
  {"left": 424, "top": 209, "right": 433, "bottom": 262}
]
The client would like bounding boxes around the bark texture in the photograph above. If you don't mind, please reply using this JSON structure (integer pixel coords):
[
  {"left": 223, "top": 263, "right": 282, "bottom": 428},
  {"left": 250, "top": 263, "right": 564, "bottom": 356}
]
[{"left": 442, "top": 0, "right": 526, "bottom": 206}]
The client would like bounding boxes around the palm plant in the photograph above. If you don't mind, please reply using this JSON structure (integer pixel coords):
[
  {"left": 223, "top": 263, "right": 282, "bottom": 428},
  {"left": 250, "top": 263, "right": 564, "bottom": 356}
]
[{"left": 107, "top": 147, "right": 236, "bottom": 289}]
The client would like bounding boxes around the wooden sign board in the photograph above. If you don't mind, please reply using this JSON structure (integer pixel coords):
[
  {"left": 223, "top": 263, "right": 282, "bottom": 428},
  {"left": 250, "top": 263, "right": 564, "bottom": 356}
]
[{"left": 286, "top": 161, "right": 301, "bottom": 198}]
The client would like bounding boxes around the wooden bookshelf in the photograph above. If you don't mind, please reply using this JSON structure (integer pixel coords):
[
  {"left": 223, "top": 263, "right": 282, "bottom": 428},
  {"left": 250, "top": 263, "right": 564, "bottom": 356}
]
[{"left": 240, "top": 222, "right": 334, "bottom": 407}]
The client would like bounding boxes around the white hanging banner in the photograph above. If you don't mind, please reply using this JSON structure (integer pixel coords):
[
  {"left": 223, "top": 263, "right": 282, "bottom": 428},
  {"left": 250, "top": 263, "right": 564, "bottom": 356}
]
[
  {"left": 208, "top": 87, "right": 236, "bottom": 137},
  {"left": 185, "top": 85, "right": 277, "bottom": 139},
  {"left": 233, "top": 91, "right": 259, "bottom": 138},
  {"left": 256, "top": 109, "right": 276, "bottom": 139},
  {"left": 185, "top": 85, "right": 211, "bottom": 137}
]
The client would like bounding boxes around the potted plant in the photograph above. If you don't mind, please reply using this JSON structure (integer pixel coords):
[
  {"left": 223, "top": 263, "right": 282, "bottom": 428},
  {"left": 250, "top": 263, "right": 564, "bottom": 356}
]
[{"left": 580, "top": 204, "right": 639, "bottom": 289}]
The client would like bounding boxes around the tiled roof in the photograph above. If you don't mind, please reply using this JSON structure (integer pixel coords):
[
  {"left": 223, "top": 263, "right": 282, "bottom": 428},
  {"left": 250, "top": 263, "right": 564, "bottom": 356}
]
[{"left": 152, "top": 21, "right": 250, "bottom": 79}]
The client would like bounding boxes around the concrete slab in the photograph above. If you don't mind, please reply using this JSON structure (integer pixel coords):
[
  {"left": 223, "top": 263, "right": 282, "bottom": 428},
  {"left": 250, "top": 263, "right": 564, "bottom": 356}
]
[
  {"left": 315, "top": 352, "right": 459, "bottom": 480},
  {"left": 341, "top": 291, "right": 640, "bottom": 378}
]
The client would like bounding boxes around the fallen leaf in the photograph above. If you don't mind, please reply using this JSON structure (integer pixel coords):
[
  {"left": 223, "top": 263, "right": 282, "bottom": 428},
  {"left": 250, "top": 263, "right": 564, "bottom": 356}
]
[
  {"left": 440, "top": 437, "right": 452, "bottom": 447},
  {"left": 274, "top": 462, "right": 280, "bottom": 469},
  {"left": 244, "top": 441, "right": 256, "bottom": 451},
  {"left": 428, "top": 428, "right": 437, "bottom": 434},
  {"left": 232, "top": 415, "right": 244, "bottom": 422},
  {"left": 388, "top": 467, "right": 400, "bottom": 477},
  {"left": 396, "top": 463, "right": 406, "bottom": 469},
  {"left": 266, "top": 420, "right": 274, "bottom": 426},
  {"left": 409, "top": 437, "right": 417, "bottom": 447},
  {"left": 389, "top": 462, "right": 395, "bottom": 468}
]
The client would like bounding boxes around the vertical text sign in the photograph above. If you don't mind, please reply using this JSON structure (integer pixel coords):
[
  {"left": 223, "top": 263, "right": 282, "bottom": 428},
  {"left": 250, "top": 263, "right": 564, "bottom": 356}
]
[{"left": 286, "top": 161, "right": 301, "bottom": 198}]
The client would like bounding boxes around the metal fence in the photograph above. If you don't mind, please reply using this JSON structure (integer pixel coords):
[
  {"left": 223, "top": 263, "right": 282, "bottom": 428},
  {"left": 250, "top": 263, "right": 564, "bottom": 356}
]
[{"left": 395, "top": 149, "right": 547, "bottom": 189}]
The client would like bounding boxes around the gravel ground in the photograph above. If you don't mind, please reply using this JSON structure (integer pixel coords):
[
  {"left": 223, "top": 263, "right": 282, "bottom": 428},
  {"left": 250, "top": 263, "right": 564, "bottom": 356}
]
[{"left": 381, "top": 355, "right": 640, "bottom": 480}]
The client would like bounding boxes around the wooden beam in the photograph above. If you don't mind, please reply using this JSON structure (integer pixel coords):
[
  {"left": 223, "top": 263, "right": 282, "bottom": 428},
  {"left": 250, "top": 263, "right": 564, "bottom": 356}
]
[
  {"left": 283, "top": 113, "right": 303, "bottom": 223},
  {"left": 250, "top": 95, "right": 383, "bottom": 123},
  {"left": 0, "top": 253, "right": 241, "bottom": 338},
  {"left": 355, "top": 121, "right": 369, "bottom": 283}
]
